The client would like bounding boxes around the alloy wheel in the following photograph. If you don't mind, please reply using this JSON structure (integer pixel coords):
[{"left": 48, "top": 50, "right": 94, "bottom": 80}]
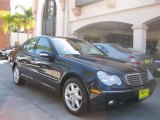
[
  {"left": 14, "top": 66, "right": 20, "bottom": 83},
  {"left": 65, "top": 83, "right": 82, "bottom": 111}
]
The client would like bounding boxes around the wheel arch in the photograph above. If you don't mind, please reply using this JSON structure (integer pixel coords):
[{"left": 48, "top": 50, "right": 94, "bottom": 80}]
[
  {"left": 60, "top": 72, "right": 90, "bottom": 96},
  {"left": 12, "top": 62, "right": 18, "bottom": 71}
]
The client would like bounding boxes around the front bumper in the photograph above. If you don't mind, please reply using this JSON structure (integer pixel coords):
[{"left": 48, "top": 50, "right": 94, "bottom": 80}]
[
  {"left": 90, "top": 80, "right": 156, "bottom": 108},
  {"left": 155, "top": 61, "right": 160, "bottom": 72}
]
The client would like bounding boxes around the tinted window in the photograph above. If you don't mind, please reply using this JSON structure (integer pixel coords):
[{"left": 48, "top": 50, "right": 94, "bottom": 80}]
[
  {"left": 111, "top": 44, "right": 131, "bottom": 53},
  {"left": 35, "top": 38, "right": 52, "bottom": 54},
  {"left": 103, "top": 47, "right": 109, "bottom": 53},
  {"left": 95, "top": 45, "right": 108, "bottom": 53},
  {"left": 96, "top": 45, "right": 103, "bottom": 51},
  {"left": 23, "top": 38, "right": 37, "bottom": 53},
  {"left": 52, "top": 38, "right": 104, "bottom": 55}
]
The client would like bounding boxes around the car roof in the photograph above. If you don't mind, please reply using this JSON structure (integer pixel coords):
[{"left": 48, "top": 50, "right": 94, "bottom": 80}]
[
  {"left": 93, "top": 43, "right": 115, "bottom": 46},
  {"left": 37, "top": 35, "right": 79, "bottom": 41}
]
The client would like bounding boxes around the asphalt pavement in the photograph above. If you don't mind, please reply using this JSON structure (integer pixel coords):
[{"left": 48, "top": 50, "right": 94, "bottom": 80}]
[{"left": 0, "top": 60, "right": 159, "bottom": 120}]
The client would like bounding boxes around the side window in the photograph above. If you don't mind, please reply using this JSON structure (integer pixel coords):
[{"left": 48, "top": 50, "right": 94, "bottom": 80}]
[
  {"left": 96, "top": 45, "right": 103, "bottom": 51},
  {"left": 103, "top": 47, "right": 109, "bottom": 53},
  {"left": 22, "top": 38, "right": 37, "bottom": 53},
  {"left": 35, "top": 38, "right": 52, "bottom": 54}
]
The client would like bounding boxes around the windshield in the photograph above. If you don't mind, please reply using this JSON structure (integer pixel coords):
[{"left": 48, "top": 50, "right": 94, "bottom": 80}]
[
  {"left": 111, "top": 44, "right": 131, "bottom": 53},
  {"left": 52, "top": 38, "right": 104, "bottom": 55}
]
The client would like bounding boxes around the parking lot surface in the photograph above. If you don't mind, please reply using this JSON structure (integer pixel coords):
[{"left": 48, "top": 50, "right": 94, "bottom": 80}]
[{"left": 0, "top": 60, "right": 159, "bottom": 120}]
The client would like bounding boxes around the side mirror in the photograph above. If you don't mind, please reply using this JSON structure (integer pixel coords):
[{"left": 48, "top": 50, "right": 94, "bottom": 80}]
[
  {"left": 40, "top": 51, "right": 55, "bottom": 62},
  {"left": 40, "top": 52, "right": 50, "bottom": 58}
]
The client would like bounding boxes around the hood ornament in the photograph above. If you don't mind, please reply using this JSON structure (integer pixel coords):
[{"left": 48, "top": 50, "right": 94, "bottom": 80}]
[{"left": 127, "top": 62, "right": 138, "bottom": 71}]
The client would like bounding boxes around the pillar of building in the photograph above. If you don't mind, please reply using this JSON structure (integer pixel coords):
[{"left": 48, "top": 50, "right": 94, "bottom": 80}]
[
  {"left": 32, "top": 0, "right": 38, "bottom": 36},
  {"left": 132, "top": 24, "right": 148, "bottom": 53},
  {"left": 35, "top": 0, "right": 45, "bottom": 35},
  {"left": 55, "top": 0, "right": 64, "bottom": 36}
]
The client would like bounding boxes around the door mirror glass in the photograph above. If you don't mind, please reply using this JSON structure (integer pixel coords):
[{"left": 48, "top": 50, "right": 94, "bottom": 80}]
[
  {"left": 40, "top": 52, "right": 50, "bottom": 58},
  {"left": 35, "top": 37, "right": 55, "bottom": 61},
  {"left": 40, "top": 51, "right": 55, "bottom": 62}
]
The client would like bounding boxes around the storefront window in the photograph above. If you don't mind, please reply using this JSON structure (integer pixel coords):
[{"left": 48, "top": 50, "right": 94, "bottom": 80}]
[
  {"left": 146, "top": 40, "right": 158, "bottom": 54},
  {"left": 42, "top": 0, "right": 56, "bottom": 36},
  {"left": 48, "top": 0, "right": 56, "bottom": 19},
  {"left": 84, "top": 35, "right": 100, "bottom": 43},
  {"left": 106, "top": 34, "right": 133, "bottom": 48}
]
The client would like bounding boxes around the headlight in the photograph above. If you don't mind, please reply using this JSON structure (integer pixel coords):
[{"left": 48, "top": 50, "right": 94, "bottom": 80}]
[
  {"left": 97, "top": 71, "right": 122, "bottom": 86},
  {"left": 147, "top": 69, "right": 153, "bottom": 80}
]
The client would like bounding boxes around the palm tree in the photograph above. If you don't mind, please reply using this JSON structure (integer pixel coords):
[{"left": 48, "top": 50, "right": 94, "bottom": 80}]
[
  {"left": 12, "top": 13, "right": 24, "bottom": 44},
  {"left": 15, "top": 5, "right": 35, "bottom": 39},
  {"left": 0, "top": 10, "right": 15, "bottom": 47},
  {"left": 0, "top": 6, "right": 35, "bottom": 46}
]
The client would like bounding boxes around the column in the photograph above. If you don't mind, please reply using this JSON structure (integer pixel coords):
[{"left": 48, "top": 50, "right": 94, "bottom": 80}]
[
  {"left": 64, "top": 0, "right": 70, "bottom": 37},
  {"left": 32, "top": 0, "right": 38, "bottom": 36},
  {"left": 35, "top": 0, "right": 46, "bottom": 35},
  {"left": 132, "top": 24, "right": 148, "bottom": 53},
  {"left": 55, "top": 0, "right": 64, "bottom": 36}
]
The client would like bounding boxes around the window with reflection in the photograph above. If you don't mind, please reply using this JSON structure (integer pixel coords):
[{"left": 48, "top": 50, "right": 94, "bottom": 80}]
[
  {"left": 42, "top": 0, "right": 56, "bottom": 35},
  {"left": 35, "top": 38, "right": 52, "bottom": 54},
  {"left": 23, "top": 38, "right": 37, "bottom": 53},
  {"left": 52, "top": 38, "right": 104, "bottom": 55},
  {"left": 47, "top": 0, "right": 56, "bottom": 19}
]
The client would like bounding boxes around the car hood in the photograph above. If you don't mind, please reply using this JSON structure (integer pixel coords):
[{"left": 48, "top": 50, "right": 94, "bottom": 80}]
[
  {"left": 64, "top": 55, "right": 146, "bottom": 74},
  {"left": 129, "top": 50, "right": 152, "bottom": 60}
]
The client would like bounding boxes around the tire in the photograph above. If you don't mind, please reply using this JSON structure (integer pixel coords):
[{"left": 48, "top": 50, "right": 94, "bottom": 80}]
[
  {"left": 13, "top": 65, "right": 25, "bottom": 85},
  {"left": 63, "top": 77, "right": 89, "bottom": 115}
]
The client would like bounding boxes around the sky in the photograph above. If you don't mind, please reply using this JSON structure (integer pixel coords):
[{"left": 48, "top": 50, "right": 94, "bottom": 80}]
[{"left": 10, "top": 0, "right": 32, "bottom": 14}]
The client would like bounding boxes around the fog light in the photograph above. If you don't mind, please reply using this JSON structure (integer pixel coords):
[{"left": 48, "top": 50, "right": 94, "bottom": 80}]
[{"left": 108, "top": 100, "right": 115, "bottom": 105}]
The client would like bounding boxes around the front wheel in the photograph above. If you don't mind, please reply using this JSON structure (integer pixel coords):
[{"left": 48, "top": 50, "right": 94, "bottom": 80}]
[
  {"left": 63, "top": 77, "right": 89, "bottom": 115},
  {"left": 13, "top": 65, "right": 25, "bottom": 85}
]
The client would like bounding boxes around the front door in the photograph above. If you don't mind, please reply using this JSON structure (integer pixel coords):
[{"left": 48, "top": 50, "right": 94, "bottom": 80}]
[{"left": 32, "top": 37, "right": 61, "bottom": 90}]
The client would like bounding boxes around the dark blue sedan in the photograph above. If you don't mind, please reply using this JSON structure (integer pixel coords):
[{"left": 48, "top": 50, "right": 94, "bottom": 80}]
[{"left": 12, "top": 36, "right": 156, "bottom": 115}]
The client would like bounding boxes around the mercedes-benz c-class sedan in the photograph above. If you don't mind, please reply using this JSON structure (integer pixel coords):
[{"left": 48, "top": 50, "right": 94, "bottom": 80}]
[{"left": 12, "top": 36, "right": 156, "bottom": 115}]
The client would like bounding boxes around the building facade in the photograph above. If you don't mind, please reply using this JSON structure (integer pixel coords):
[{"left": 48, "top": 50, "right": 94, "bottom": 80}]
[
  {"left": 0, "top": 0, "right": 10, "bottom": 49},
  {"left": 35, "top": 0, "right": 160, "bottom": 53}
]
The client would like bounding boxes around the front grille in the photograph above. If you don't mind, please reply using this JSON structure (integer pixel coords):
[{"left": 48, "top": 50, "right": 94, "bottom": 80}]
[
  {"left": 125, "top": 73, "right": 148, "bottom": 86},
  {"left": 141, "top": 73, "right": 148, "bottom": 84}
]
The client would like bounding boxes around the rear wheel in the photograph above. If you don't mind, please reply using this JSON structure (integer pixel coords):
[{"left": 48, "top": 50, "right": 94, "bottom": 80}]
[
  {"left": 8, "top": 56, "right": 10, "bottom": 62},
  {"left": 8, "top": 55, "right": 12, "bottom": 62},
  {"left": 63, "top": 77, "right": 89, "bottom": 115},
  {"left": 13, "top": 65, "right": 25, "bottom": 85}
]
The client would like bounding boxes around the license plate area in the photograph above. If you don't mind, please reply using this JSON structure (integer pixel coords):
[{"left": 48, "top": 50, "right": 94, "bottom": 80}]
[
  {"left": 157, "top": 68, "right": 160, "bottom": 72},
  {"left": 139, "top": 88, "right": 149, "bottom": 100},
  {"left": 144, "top": 59, "right": 151, "bottom": 64}
]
